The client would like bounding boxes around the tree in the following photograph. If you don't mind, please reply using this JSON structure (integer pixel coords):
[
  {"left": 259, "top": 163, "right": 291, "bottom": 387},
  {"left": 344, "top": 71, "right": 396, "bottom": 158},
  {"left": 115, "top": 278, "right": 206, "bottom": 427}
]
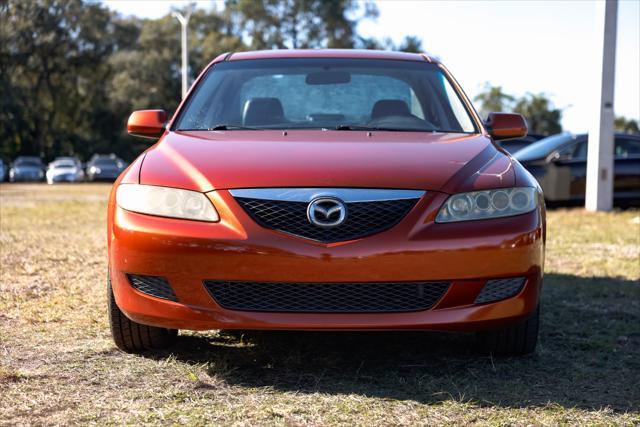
[
  {"left": 356, "top": 35, "right": 424, "bottom": 53},
  {"left": 397, "top": 35, "right": 423, "bottom": 53},
  {"left": 0, "top": 1, "right": 249, "bottom": 161},
  {"left": 473, "top": 83, "right": 515, "bottom": 118},
  {"left": 614, "top": 116, "right": 640, "bottom": 134},
  {"left": 227, "top": 0, "right": 378, "bottom": 49},
  {"left": 0, "top": 0, "right": 117, "bottom": 160},
  {"left": 513, "top": 93, "right": 562, "bottom": 135},
  {"left": 473, "top": 84, "right": 563, "bottom": 135}
]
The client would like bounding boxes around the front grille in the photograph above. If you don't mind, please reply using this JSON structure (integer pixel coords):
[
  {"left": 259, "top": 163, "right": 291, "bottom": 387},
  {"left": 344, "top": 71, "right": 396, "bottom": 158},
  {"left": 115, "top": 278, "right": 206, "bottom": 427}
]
[
  {"left": 475, "top": 277, "right": 525, "bottom": 304},
  {"left": 235, "top": 197, "right": 418, "bottom": 243},
  {"left": 127, "top": 274, "right": 178, "bottom": 302},
  {"left": 203, "top": 280, "right": 450, "bottom": 313}
]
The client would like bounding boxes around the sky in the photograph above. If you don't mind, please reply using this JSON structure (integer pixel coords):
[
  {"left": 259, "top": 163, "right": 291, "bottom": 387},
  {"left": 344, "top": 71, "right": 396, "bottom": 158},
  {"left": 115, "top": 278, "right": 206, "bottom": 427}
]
[{"left": 102, "top": 0, "right": 640, "bottom": 132}]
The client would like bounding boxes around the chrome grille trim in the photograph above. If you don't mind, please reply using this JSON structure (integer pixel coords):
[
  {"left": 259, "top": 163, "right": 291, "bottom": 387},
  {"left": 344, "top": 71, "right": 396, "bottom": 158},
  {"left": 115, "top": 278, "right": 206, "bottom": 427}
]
[{"left": 229, "top": 188, "right": 425, "bottom": 203}]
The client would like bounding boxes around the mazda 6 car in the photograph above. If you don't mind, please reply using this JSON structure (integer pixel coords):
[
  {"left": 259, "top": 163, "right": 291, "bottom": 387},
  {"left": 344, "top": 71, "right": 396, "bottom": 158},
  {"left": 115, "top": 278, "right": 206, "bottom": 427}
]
[{"left": 108, "top": 50, "right": 545, "bottom": 357}]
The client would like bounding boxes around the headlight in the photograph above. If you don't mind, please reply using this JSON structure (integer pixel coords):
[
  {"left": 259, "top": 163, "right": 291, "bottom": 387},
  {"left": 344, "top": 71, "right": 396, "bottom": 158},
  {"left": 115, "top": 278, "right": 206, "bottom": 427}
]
[
  {"left": 116, "top": 184, "right": 219, "bottom": 222},
  {"left": 436, "top": 187, "right": 537, "bottom": 223}
]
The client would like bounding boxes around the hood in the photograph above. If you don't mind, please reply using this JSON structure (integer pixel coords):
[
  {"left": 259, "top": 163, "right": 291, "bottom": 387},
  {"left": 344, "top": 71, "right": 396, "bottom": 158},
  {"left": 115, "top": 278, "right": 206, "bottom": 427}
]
[
  {"left": 140, "top": 130, "right": 515, "bottom": 194},
  {"left": 91, "top": 164, "right": 119, "bottom": 170}
]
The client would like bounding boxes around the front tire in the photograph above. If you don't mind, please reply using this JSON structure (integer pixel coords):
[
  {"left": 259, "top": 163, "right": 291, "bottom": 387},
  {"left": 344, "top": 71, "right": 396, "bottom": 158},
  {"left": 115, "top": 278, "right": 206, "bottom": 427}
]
[
  {"left": 108, "top": 279, "right": 177, "bottom": 353},
  {"left": 476, "top": 305, "right": 539, "bottom": 357}
]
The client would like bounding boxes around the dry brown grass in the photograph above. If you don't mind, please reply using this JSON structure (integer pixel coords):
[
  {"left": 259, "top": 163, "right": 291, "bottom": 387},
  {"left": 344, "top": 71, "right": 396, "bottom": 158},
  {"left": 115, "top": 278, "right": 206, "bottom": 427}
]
[{"left": 1, "top": 183, "right": 639, "bottom": 426}]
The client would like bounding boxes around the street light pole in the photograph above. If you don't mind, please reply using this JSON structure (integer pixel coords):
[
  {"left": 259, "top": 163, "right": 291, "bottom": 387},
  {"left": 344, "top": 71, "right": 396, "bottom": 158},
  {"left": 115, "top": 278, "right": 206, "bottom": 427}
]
[{"left": 172, "top": 7, "right": 193, "bottom": 99}]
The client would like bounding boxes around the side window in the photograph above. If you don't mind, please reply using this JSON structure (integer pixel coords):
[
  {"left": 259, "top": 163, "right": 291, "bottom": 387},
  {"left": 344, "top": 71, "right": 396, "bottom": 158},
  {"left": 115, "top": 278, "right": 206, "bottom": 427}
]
[
  {"left": 555, "top": 140, "right": 587, "bottom": 161},
  {"left": 410, "top": 90, "right": 425, "bottom": 119},
  {"left": 573, "top": 141, "right": 588, "bottom": 159},
  {"left": 615, "top": 138, "right": 640, "bottom": 158}
]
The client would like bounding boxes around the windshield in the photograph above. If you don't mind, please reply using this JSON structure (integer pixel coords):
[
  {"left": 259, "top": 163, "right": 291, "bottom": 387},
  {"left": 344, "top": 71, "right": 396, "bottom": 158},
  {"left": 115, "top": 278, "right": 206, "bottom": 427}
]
[
  {"left": 514, "top": 133, "right": 577, "bottom": 162},
  {"left": 175, "top": 58, "right": 477, "bottom": 133},
  {"left": 15, "top": 158, "right": 42, "bottom": 167},
  {"left": 94, "top": 158, "right": 117, "bottom": 167},
  {"left": 52, "top": 160, "right": 76, "bottom": 168}
]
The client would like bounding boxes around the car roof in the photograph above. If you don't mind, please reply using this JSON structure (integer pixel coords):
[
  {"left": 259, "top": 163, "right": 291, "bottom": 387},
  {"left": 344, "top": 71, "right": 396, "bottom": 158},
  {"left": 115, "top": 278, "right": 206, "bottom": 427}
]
[
  {"left": 553, "top": 133, "right": 640, "bottom": 143},
  {"left": 215, "top": 49, "right": 435, "bottom": 64}
]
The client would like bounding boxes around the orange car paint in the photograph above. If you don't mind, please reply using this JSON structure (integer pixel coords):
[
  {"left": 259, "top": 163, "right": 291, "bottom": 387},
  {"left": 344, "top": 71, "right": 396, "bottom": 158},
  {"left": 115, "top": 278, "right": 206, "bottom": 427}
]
[{"left": 108, "top": 49, "right": 544, "bottom": 332}]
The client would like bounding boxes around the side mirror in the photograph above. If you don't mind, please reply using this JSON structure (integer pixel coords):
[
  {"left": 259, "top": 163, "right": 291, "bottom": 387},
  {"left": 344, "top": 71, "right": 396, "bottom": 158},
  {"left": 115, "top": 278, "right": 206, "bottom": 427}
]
[
  {"left": 127, "top": 110, "right": 167, "bottom": 140},
  {"left": 486, "top": 113, "right": 527, "bottom": 141}
]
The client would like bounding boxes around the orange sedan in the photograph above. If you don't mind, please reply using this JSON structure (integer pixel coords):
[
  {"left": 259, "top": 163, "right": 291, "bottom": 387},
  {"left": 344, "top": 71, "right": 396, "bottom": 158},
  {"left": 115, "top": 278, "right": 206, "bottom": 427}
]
[{"left": 108, "top": 50, "right": 545, "bottom": 356}]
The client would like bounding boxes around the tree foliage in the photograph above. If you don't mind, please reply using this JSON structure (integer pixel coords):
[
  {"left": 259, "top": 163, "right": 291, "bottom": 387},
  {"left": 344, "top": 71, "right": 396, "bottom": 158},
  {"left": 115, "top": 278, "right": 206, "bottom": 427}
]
[
  {"left": 473, "top": 84, "right": 515, "bottom": 118},
  {"left": 227, "top": 0, "right": 378, "bottom": 49},
  {"left": 614, "top": 116, "right": 639, "bottom": 134},
  {"left": 513, "top": 93, "right": 563, "bottom": 136},
  {"left": 0, "top": 0, "right": 118, "bottom": 160},
  {"left": 474, "top": 83, "right": 563, "bottom": 135}
]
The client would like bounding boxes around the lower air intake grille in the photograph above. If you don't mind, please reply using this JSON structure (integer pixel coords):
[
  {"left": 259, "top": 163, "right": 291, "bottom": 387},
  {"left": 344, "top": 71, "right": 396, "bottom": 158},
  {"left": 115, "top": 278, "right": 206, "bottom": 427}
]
[
  {"left": 203, "top": 280, "right": 450, "bottom": 313},
  {"left": 127, "top": 274, "right": 178, "bottom": 302},
  {"left": 475, "top": 277, "right": 525, "bottom": 304},
  {"left": 234, "top": 197, "right": 418, "bottom": 243}
]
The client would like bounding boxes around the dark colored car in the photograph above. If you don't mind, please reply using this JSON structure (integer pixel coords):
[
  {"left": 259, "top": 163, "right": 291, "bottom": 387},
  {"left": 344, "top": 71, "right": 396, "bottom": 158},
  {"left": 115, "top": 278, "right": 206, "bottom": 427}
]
[
  {"left": 9, "top": 156, "right": 45, "bottom": 182},
  {"left": 497, "top": 134, "right": 545, "bottom": 154},
  {"left": 86, "top": 155, "right": 126, "bottom": 181},
  {"left": 514, "top": 132, "right": 640, "bottom": 204}
]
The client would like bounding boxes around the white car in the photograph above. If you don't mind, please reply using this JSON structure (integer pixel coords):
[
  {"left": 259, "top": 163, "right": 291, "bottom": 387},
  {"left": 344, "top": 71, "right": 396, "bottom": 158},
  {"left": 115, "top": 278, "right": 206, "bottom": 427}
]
[{"left": 46, "top": 159, "right": 85, "bottom": 184}]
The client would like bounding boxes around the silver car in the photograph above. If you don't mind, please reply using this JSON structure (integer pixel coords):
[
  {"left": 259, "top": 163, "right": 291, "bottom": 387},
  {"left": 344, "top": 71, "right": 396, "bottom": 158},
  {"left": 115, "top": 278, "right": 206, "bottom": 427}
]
[{"left": 46, "top": 158, "right": 85, "bottom": 184}]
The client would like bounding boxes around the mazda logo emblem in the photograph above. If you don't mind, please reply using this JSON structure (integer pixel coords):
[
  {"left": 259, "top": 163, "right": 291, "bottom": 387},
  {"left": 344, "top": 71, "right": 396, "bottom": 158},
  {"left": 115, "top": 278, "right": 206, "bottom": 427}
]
[{"left": 307, "top": 197, "right": 347, "bottom": 228}]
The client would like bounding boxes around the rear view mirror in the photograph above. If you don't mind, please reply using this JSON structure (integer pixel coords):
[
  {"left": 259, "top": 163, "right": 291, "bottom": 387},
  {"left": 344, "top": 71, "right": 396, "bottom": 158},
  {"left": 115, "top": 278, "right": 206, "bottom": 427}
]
[
  {"left": 306, "top": 71, "right": 351, "bottom": 85},
  {"left": 486, "top": 113, "right": 528, "bottom": 141},
  {"left": 127, "top": 110, "right": 167, "bottom": 140}
]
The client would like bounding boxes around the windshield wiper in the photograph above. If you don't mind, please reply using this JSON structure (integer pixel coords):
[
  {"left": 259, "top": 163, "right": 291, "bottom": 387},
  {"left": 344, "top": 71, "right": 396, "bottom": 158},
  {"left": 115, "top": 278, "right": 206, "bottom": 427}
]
[
  {"left": 335, "top": 124, "right": 435, "bottom": 132},
  {"left": 207, "top": 124, "right": 259, "bottom": 130}
]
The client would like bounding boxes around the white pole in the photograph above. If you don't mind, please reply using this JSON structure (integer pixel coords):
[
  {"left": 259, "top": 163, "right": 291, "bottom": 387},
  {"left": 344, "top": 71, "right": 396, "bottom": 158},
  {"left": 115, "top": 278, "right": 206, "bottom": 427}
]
[
  {"left": 172, "top": 8, "right": 193, "bottom": 99},
  {"left": 586, "top": 0, "right": 618, "bottom": 212}
]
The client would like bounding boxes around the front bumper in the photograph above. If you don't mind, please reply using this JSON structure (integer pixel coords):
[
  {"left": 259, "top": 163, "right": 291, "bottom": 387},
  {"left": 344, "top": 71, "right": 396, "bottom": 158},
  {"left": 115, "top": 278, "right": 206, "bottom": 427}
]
[
  {"left": 89, "top": 171, "right": 121, "bottom": 181},
  {"left": 109, "top": 190, "right": 545, "bottom": 331},
  {"left": 11, "top": 173, "right": 43, "bottom": 182},
  {"left": 48, "top": 173, "right": 83, "bottom": 183}
]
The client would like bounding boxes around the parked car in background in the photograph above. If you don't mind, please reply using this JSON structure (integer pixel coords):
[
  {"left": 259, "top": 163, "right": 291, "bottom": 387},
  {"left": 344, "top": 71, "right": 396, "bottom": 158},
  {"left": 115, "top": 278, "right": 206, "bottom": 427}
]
[
  {"left": 9, "top": 156, "right": 45, "bottom": 182},
  {"left": 46, "top": 158, "right": 85, "bottom": 184},
  {"left": 497, "top": 134, "right": 545, "bottom": 154},
  {"left": 86, "top": 154, "right": 126, "bottom": 181},
  {"left": 514, "top": 132, "right": 640, "bottom": 205},
  {"left": 0, "top": 159, "right": 6, "bottom": 182},
  {"left": 53, "top": 156, "right": 83, "bottom": 169}
]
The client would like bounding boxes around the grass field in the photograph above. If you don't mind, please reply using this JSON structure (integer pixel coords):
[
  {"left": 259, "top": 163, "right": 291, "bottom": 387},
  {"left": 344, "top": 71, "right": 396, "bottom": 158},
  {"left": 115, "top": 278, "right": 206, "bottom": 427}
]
[{"left": 1, "top": 183, "right": 639, "bottom": 425}]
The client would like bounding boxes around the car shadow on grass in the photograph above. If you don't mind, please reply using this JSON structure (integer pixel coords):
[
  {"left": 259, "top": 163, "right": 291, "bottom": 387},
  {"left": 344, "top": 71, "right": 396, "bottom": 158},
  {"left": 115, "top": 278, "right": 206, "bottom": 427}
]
[{"left": 147, "top": 273, "right": 640, "bottom": 412}]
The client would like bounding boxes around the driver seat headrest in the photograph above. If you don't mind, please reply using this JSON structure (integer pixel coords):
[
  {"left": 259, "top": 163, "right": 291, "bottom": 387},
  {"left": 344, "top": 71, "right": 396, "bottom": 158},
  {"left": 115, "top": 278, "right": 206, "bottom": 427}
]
[
  {"left": 242, "top": 97, "right": 285, "bottom": 126},
  {"left": 371, "top": 99, "right": 411, "bottom": 119}
]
